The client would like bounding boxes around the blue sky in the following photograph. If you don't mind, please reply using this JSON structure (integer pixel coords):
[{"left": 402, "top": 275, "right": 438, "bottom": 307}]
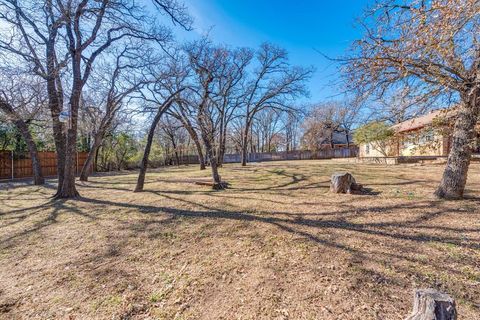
[{"left": 175, "top": 1, "right": 369, "bottom": 102}]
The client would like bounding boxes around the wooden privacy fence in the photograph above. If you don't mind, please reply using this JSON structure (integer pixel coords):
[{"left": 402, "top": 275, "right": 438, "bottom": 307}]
[{"left": 0, "top": 151, "right": 89, "bottom": 181}]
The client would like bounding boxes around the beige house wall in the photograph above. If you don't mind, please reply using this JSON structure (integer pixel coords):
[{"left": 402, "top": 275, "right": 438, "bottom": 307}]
[
  {"left": 398, "top": 132, "right": 445, "bottom": 156},
  {"left": 358, "top": 141, "right": 397, "bottom": 158},
  {"left": 358, "top": 129, "right": 448, "bottom": 158}
]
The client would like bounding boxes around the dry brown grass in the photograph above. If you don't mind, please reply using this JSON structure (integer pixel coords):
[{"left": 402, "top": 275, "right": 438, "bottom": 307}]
[{"left": 1, "top": 160, "right": 479, "bottom": 319}]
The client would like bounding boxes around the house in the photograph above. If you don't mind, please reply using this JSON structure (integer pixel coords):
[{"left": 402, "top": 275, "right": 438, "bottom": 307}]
[
  {"left": 320, "top": 129, "right": 355, "bottom": 149},
  {"left": 358, "top": 109, "right": 480, "bottom": 158}
]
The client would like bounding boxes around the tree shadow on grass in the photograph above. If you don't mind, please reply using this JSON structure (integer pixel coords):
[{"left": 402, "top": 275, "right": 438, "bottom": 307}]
[
  {"left": 0, "top": 198, "right": 95, "bottom": 249},
  {"left": 69, "top": 197, "right": 480, "bottom": 250},
  {"left": 71, "top": 195, "right": 480, "bottom": 308},
  {"left": 2, "top": 192, "right": 480, "bottom": 313}
]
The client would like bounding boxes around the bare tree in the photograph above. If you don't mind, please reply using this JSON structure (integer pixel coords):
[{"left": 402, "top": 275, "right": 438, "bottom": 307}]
[
  {"left": 95, "top": 114, "right": 136, "bottom": 171},
  {"left": 335, "top": 100, "right": 363, "bottom": 148},
  {"left": 78, "top": 45, "right": 153, "bottom": 181},
  {"left": 283, "top": 111, "right": 301, "bottom": 152},
  {"left": 301, "top": 103, "right": 341, "bottom": 151},
  {"left": 0, "top": 74, "right": 46, "bottom": 185},
  {"left": 374, "top": 87, "right": 434, "bottom": 125},
  {"left": 342, "top": 0, "right": 480, "bottom": 199},
  {"left": 134, "top": 58, "right": 188, "bottom": 192},
  {"left": 0, "top": 0, "right": 69, "bottom": 193},
  {"left": 158, "top": 115, "right": 190, "bottom": 166},
  {"left": 211, "top": 47, "right": 253, "bottom": 166},
  {"left": 184, "top": 39, "right": 229, "bottom": 189},
  {"left": 240, "top": 43, "right": 312, "bottom": 165},
  {"left": 252, "top": 109, "right": 284, "bottom": 152}
]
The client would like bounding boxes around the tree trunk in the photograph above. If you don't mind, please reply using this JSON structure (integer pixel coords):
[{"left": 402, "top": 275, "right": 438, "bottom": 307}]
[
  {"left": 330, "top": 172, "right": 362, "bottom": 194},
  {"left": 197, "top": 101, "right": 225, "bottom": 189},
  {"left": 54, "top": 46, "right": 81, "bottom": 198},
  {"left": 217, "top": 111, "right": 225, "bottom": 167},
  {"left": 193, "top": 134, "right": 206, "bottom": 170},
  {"left": 56, "top": 74, "right": 81, "bottom": 198},
  {"left": 14, "top": 120, "right": 45, "bottom": 185},
  {"left": 202, "top": 133, "right": 224, "bottom": 189},
  {"left": 57, "top": 127, "right": 80, "bottom": 198},
  {"left": 435, "top": 98, "right": 479, "bottom": 200},
  {"left": 51, "top": 117, "right": 66, "bottom": 193},
  {"left": 80, "top": 113, "right": 114, "bottom": 181},
  {"left": 217, "top": 125, "right": 227, "bottom": 167},
  {"left": 330, "top": 130, "right": 335, "bottom": 149},
  {"left": 241, "top": 127, "right": 249, "bottom": 166},
  {"left": 184, "top": 125, "right": 205, "bottom": 170},
  {"left": 405, "top": 289, "right": 456, "bottom": 320},
  {"left": 135, "top": 104, "right": 170, "bottom": 192},
  {"left": 174, "top": 150, "right": 180, "bottom": 166},
  {"left": 46, "top": 33, "right": 66, "bottom": 196},
  {"left": 79, "top": 135, "right": 102, "bottom": 182},
  {"left": 0, "top": 99, "right": 44, "bottom": 185},
  {"left": 175, "top": 112, "right": 206, "bottom": 170}
]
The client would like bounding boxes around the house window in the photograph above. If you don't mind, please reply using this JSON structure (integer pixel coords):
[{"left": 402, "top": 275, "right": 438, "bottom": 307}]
[
  {"left": 365, "top": 144, "right": 370, "bottom": 155},
  {"left": 403, "top": 133, "right": 417, "bottom": 148},
  {"left": 419, "top": 130, "right": 435, "bottom": 144}
]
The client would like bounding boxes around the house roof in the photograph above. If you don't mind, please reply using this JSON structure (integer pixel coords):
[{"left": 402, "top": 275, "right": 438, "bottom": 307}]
[
  {"left": 320, "top": 130, "right": 353, "bottom": 145},
  {"left": 391, "top": 109, "right": 454, "bottom": 133}
]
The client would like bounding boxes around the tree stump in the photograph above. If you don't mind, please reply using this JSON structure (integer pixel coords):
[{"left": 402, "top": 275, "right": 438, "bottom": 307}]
[
  {"left": 194, "top": 180, "right": 229, "bottom": 190},
  {"left": 405, "top": 289, "right": 457, "bottom": 320},
  {"left": 330, "top": 172, "right": 362, "bottom": 194}
]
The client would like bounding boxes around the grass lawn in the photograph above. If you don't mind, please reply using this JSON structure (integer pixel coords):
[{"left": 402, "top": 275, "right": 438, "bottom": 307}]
[{"left": 1, "top": 160, "right": 479, "bottom": 319}]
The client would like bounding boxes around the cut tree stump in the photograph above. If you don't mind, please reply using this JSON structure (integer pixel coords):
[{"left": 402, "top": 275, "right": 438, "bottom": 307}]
[
  {"left": 330, "top": 172, "right": 362, "bottom": 194},
  {"left": 405, "top": 289, "right": 457, "bottom": 320}
]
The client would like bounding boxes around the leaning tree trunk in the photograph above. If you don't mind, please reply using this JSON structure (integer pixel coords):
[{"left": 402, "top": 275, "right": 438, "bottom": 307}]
[
  {"left": 0, "top": 99, "right": 45, "bottom": 185},
  {"left": 174, "top": 111, "right": 206, "bottom": 170},
  {"left": 185, "top": 124, "right": 206, "bottom": 170},
  {"left": 197, "top": 105, "right": 224, "bottom": 189},
  {"left": 135, "top": 106, "right": 167, "bottom": 192},
  {"left": 195, "top": 138, "right": 206, "bottom": 170},
  {"left": 79, "top": 134, "right": 103, "bottom": 182},
  {"left": 435, "top": 97, "right": 480, "bottom": 200},
  {"left": 172, "top": 139, "right": 180, "bottom": 166},
  {"left": 14, "top": 120, "right": 45, "bottom": 185}
]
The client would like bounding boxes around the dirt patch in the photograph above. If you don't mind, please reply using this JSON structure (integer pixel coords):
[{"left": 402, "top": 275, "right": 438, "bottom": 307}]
[{"left": 1, "top": 160, "right": 479, "bottom": 319}]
